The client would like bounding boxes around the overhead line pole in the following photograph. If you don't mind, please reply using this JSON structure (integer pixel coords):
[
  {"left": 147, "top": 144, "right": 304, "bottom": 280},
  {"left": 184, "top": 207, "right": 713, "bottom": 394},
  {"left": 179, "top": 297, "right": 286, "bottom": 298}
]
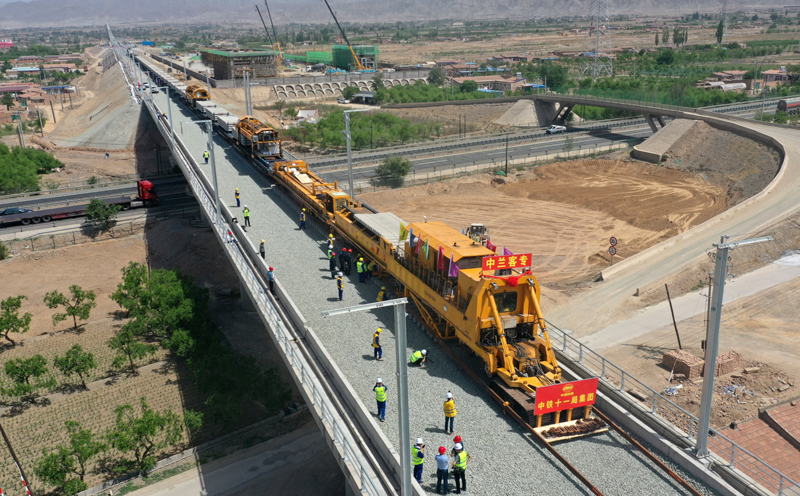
[
  {"left": 322, "top": 298, "right": 412, "bottom": 496},
  {"left": 255, "top": 5, "right": 275, "bottom": 47}
]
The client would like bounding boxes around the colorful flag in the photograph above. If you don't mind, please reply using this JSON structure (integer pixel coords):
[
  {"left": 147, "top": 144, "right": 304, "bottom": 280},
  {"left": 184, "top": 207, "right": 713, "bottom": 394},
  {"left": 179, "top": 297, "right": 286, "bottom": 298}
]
[
  {"left": 487, "top": 240, "right": 497, "bottom": 253},
  {"left": 438, "top": 245, "right": 446, "bottom": 270},
  {"left": 409, "top": 228, "right": 415, "bottom": 247},
  {"left": 415, "top": 236, "right": 421, "bottom": 255},
  {"left": 448, "top": 253, "right": 459, "bottom": 277},
  {"left": 399, "top": 222, "right": 408, "bottom": 241},
  {"left": 422, "top": 238, "right": 429, "bottom": 260},
  {"left": 462, "top": 227, "right": 466, "bottom": 235},
  {"left": 503, "top": 246, "right": 513, "bottom": 256}
]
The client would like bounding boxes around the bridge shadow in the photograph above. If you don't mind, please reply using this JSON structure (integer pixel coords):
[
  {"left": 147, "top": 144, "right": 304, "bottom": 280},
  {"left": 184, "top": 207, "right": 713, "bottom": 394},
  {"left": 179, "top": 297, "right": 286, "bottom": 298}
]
[{"left": 583, "top": 127, "right": 649, "bottom": 142}]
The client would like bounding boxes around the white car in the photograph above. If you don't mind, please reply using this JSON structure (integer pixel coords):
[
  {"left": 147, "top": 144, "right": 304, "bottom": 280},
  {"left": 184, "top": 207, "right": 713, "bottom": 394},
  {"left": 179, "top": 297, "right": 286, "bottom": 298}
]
[
  {"left": 545, "top": 125, "right": 567, "bottom": 134},
  {"left": 337, "top": 98, "right": 350, "bottom": 104},
  {"left": 151, "top": 87, "right": 160, "bottom": 93}
]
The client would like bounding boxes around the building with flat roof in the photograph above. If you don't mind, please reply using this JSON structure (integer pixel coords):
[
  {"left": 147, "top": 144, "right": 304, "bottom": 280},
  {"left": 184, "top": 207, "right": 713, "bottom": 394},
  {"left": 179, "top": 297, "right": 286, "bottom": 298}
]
[{"left": 200, "top": 49, "right": 279, "bottom": 80}]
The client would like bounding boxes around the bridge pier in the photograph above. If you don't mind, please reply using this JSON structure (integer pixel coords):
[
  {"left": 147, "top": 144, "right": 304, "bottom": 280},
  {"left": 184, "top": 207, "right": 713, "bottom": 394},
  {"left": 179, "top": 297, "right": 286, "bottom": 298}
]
[
  {"left": 645, "top": 114, "right": 667, "bottom": 133},
  {"left": 555, "top": 104, "right": 574, "bottom": 124}
]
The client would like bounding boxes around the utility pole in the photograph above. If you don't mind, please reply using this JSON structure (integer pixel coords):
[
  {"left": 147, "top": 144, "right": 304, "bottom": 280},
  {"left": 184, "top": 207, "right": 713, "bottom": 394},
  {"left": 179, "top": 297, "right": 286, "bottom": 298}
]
[
  {"left": 695, "top": 235, "right": 772, "bottom": 458},
  {"left": 0, "top": 421, "right": 33, "bottom": 496},
  {"left": 321, "top": 299, "right": 412, "bottom": 496},
  {"left": 205, "top": 69, "right": 211, "bottom": 94},
  {"left": 504, "top": 134, "right": 509, "bottom": 175},
  {"left": 343, "top": 108, "right": 370, "bottom": 195}
]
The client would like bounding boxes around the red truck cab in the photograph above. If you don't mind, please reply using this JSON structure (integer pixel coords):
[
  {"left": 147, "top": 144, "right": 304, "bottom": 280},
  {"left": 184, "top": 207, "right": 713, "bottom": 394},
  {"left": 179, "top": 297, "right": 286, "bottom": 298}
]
[{"left": 137, "top": 180, "right": 158, "bottom": 206}]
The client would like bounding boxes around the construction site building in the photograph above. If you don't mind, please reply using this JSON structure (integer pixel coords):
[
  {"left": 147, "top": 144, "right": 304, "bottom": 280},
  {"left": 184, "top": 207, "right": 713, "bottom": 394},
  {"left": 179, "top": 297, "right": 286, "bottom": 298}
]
[
  {"left": 331, "top": 45, "right": 378, "bottom": 71},
  {"left": 200, "top": 49, "right": 279, "bottom": 80}
]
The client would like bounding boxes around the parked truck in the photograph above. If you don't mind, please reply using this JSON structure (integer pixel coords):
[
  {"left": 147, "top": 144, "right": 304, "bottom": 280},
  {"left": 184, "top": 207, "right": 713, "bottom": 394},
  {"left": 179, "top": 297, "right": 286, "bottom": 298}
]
[{"left": 0, "top": 181, "right": 158, "bottom": 227}]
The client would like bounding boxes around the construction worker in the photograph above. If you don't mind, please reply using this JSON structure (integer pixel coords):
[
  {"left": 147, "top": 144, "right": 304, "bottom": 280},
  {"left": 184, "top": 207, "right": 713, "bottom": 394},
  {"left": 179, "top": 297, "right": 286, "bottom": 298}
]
[
  {"left": 373, "top": 378, "right": 387, "bottom": 422},
  {"left": 259, "top": 239, "right": 266, "bottom": 260},
  {"left": 412, "top": 438, "right": 425, "bottom": 483},
  {"left": 451, "top": 443, "right": 471, "bottom": 494},
  {"left": 267, "top": 267, "right": 275, "bottom": 295},
  {"left": 329, "top": 250, "right": 337, "bottom": 276},
  {"left": 339, "top": 247, "right": 347, "bottom": 271},
  {"left": 235, "top": 188, "right": 240, "bottom": 207},
  {"left": 203, "top": 150, "right": 209, "bottom": 164},
  {"left": 435, "top": 446, "right": 450, "bottom": 495},
  {"left": 443, "top": 392, "right": 457, "bottom": 435},
  {"left": 326, "top": 233, "right": 335, "bottom": 251},
  {"left": 366, "top": 260, "right": 377, "bottom": 281},
  {"left": 450, "top": 435, "right": 463, "bottom": 457},
  {"left": 343, "top": 249, "right": 353, "bottom": 275},
  {"left": 336, "top": 272, "right": 344, "bottom": 301},
  {"left": 409, "top": 349, "right": 427, "bottom": 366},
  {"left": 377, "top": 286, "right": 387, "bottom": 302},
  {"left": 299, "top": 208, "right": 307, "bottom": 230},
  {"left": 243, "top": 205, "right": 251, "bottom": 227},
  {"left": 372, "top": 328, "right": 383, "bottom": 361},
  {"left": 356, "top": 257, "right": 366, "bottom": 284}
]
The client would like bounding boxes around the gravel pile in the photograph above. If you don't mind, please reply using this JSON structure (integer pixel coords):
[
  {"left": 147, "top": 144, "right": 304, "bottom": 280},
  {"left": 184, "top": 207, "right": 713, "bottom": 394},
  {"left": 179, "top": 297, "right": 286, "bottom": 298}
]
[{"left": 152, "top": 90, "right": 720, "bottom": 496}]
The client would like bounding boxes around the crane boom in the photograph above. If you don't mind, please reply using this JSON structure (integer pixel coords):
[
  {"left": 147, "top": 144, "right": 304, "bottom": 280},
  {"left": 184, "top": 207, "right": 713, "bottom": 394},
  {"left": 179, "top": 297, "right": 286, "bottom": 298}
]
[
  {"left": 264, "top": 0, "right": 282, "bottom": 58},
  {"left": 321, "top": 0, "right": 365, "bottom": 71}
]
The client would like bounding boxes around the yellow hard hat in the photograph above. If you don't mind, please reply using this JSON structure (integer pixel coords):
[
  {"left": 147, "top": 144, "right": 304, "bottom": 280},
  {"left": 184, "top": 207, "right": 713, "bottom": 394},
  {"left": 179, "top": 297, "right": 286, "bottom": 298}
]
[
  {"left": 381, "top": 286, "right": 386, "bottom": 290},
  {"left": 359, "top": 257, "right": 364, "bottom": 261},
  {"left": 303, "top": 208, "right": 306, "bottom": 211},
  {"left": 376, "top": 328, "right": 382, "bottom": 333},
  {"left": 261, "top": 239, "right": 265, "bottom": 243},
  {"left": 329, "top": 234, "right": 334, "bottom": 238},
  {"left": 235, "top": 188, "right": 239, "bottom": 191}
]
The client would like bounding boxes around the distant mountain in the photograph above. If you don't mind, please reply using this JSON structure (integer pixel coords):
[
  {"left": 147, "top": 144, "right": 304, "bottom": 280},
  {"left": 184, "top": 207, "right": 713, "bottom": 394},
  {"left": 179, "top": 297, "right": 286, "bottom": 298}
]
[{"left": 0, "top": 0, "right": 789, "bottom": 27}]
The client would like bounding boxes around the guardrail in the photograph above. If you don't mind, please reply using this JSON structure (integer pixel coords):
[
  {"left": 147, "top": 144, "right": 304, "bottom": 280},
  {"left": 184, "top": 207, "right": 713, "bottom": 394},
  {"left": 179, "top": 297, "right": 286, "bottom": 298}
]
[
  {"left": 544, "top": 320, "right": 799, "bottom": 496},
  {"left": 138, "top": 80, "right": 385, "bottom": 495}
]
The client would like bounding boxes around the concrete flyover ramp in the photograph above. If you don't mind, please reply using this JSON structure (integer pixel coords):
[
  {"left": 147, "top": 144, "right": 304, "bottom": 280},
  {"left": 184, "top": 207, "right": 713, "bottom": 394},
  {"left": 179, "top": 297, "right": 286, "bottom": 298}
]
[{"left": 548, "top": 111, "right": 800, "bottom": 336}]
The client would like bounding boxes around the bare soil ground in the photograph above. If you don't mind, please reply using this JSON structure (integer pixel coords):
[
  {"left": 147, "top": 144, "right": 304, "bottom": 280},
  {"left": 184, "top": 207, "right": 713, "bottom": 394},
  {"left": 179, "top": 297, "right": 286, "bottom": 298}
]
[
  {"left": 388, "top": 102, "right": 515, "bottom": 135},
  {"left": 362, "top": 157, "right": 727, "bottom": 293},
  {"left": 0, "top": 218, "right": 297, "bottom": 495}
]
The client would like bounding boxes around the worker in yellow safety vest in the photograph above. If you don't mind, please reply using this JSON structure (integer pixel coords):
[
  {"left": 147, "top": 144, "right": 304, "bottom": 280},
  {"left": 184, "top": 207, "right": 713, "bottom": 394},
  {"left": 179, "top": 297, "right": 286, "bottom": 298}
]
[
  {"left": 412, "top": 438, "right": 425, "bottom": 483},
  {"left": 451, "top": 443, "right": 471, "bottom": 494},
  {"left": 372, "top": 328, "right": 383, "bottom": 361},
  {"left": 203, "top": 150, "right": 209, "bottom": 164},
  {"left": 242, "top": 205, "right": 251, "bottom": 227},
  {"left": 373, "top": 377, "right": 387, "bottom": 422},
  {"left": 409, "top": 349, "right": 427, "bottom": 366},
  {"left": 235, "top": 188, "right": 240, "bottom": 207},
  {"left": 326, "top": 233, "right": 335, "bottom": 251},
  {"left": 443, "top": 391, "right": 457, "bottom": 435},
  {"left": 377, "top": 286, "right": 387, "bottom": 302},
  {"left": 357, "top": 257, "right": 366, "bottom": 284},
  {"left": 366, "top": 260, "right": 376, "bottom": 281},
  {"left": 336, "top": 272, "right": 344, "bottom": 301},
  {"left": 299, "top": 208, "right": 306, "bottom": 230}
]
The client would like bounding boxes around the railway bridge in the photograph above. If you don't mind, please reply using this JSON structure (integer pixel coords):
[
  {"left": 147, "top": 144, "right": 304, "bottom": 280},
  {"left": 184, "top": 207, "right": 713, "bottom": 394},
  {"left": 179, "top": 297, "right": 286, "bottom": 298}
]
[{"left": 114, "top": 31, "right": 800, "bottom": 496}]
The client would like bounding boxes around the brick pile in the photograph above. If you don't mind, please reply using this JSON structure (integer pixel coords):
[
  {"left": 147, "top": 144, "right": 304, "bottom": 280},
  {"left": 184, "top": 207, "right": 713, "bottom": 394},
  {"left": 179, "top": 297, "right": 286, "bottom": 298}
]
[
  {"left": 662, "top": 350, "right": 704, "bottom": 380},
  {"left": 715, "top": 350, "right": 742, "bottom": 377}
]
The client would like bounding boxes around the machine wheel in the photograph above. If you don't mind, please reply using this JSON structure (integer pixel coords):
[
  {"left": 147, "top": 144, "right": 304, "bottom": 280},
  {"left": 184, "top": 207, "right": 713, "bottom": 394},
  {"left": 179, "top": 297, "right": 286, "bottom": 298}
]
[
  {"left": 484, "top": 363, "right": 494, "bottom": 378},
  {"left": 21, "top": 218, "right": 31, "bottom": 225},
  {"left": 143, "top": 200, "right": 152, "bottom": 208},
  {"left": 121, "top": 203, "right": 131, "bottom": 211},
  {"left": 31, "top": 217, "right": 42, "bottom": 224},
  {"left": 41, "top": 215, "right": 52, "bottom": 222}
]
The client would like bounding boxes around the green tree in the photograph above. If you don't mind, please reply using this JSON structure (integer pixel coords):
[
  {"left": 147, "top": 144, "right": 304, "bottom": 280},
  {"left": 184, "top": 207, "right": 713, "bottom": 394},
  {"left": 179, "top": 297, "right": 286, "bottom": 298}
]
[
  {"left": 106, "top": 397, "right": 199, "bottom": 474},
  {"left": 341, "top": 85, "right": 359, "bottom": 100},
  {"left": 655, "top": 32, "right": 659, "bottom": 46},
  {"left": 563, "top": 135, "right": 574, "bottom": 155},
  {"left": 427, "top": 66, "right": 445, "bottom": 86},
  {"left": 272, "top": 99, "right": 286, "bottom": 114},
  {"left": 661, "top": 26, "right": 670, "bottom": 45},
  {"left": 284, "top": 106, "right": 297, "bottom": 119},
  {"left": 371, "top": 73, "right": 385, "bottom": 91},
  {"left": 538, "top": 62, "right": 568, "bottom": 89},
  {"left": 716, "top": 20, "right": 724, "bottom": 44},
  {"left": 1, "top": 295, "right": 32, "bottom": 346},
  {"left": 44, "top": 285, "right": 97, "bottom": 329},
  {"left": 656, "top": 49, "right": 675, "bottom": 65},
  {"left": 1, "top": 93, "right": 13, "bottom": 110},
  {"left": 3, "top": 355, "right": 56, "bottom": 402},
  {"left": 34, "top": 421, "right": 106, "bottom": 495},
  {"left": 108, "top": 329, "right": 157, "bottom": 374},
  {"left": 53, "top": 344, "right": 97, "bottom": 389},
  {"left": 459, "top": 80, "right": 478, "bottom": 93},
  {"left": 375, "top": 155, "right": 412, "bottom": 180},
  {"left": 85, "top": 198, "right": 122, "bottom": 226}
]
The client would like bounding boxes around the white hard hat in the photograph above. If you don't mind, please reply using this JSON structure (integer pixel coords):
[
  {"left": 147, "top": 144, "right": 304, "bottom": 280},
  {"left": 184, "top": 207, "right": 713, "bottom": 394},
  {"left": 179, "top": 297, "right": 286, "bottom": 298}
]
[
  {"left": 338, "top": 272, "right": 343, "bottom": 276},
  {"left": 244, "top": 205, "right": 248, "bottom": 208},
  {"left": 377, "top": 378, "right": 383, "bottom": 383},
  {"left": 455, "top": 442, "right": 463, "bottom": 450},
  {"left": 421, "top": 349, "right": 427, "bottom": 355},
  {"left": 416, "top": 438, "right": 424, "bottom": 445},
  {"left": 446, "top": 392, "right": 453, "bottom": 399}
]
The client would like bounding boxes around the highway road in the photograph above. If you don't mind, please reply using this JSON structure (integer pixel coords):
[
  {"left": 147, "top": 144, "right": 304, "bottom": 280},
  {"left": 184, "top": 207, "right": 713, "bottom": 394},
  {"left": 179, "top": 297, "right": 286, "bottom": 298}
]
[{"left": 0, "top": 176, "right": 187, "bottom": 211}]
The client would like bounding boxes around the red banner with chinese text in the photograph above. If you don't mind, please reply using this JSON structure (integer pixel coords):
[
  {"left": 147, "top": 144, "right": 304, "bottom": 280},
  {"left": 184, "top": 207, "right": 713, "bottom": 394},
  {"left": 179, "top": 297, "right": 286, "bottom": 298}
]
[
  {"left": 533, "top": 378, "right": 599, "bottom": 415},
  {"left": 481, "top": 253, "right": 533, "bottom": 271}
]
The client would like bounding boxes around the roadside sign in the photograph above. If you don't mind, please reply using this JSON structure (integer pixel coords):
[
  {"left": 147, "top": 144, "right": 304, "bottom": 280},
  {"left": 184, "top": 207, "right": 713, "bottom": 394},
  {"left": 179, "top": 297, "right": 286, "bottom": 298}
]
[
  {"left": 609, "top": 237, "right": 618, "bottom": 246},
  {"left": 534, "top": 378, "right": 599, "bottom": 415},
  {"left": 608, "top": 246, "right": 617, "bottom": 256},
  {"left": 481, "top": 253, "right": 532, "bottom": 271}
]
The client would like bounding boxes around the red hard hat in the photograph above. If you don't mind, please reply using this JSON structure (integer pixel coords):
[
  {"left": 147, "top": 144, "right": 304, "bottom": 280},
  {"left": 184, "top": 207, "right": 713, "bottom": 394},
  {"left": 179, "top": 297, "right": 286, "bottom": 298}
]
[
  {"left": 269, "top": 267, "right": 274, "bottom": 271},
  {"left": 453, "top": 435, "right": 462, "bottom": 443},
  {"left": 349, "top": 248, "right": 353, "bottom": 252},
  {"left": 438, "top": 446, "right": 446, "bottom": 455}
]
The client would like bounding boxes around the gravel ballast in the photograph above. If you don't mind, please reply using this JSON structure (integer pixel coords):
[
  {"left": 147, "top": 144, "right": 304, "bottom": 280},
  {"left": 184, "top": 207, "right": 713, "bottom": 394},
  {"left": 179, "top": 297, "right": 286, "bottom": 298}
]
[{"left": 150, "top": 87, "right": 720, "bottom": 496}]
